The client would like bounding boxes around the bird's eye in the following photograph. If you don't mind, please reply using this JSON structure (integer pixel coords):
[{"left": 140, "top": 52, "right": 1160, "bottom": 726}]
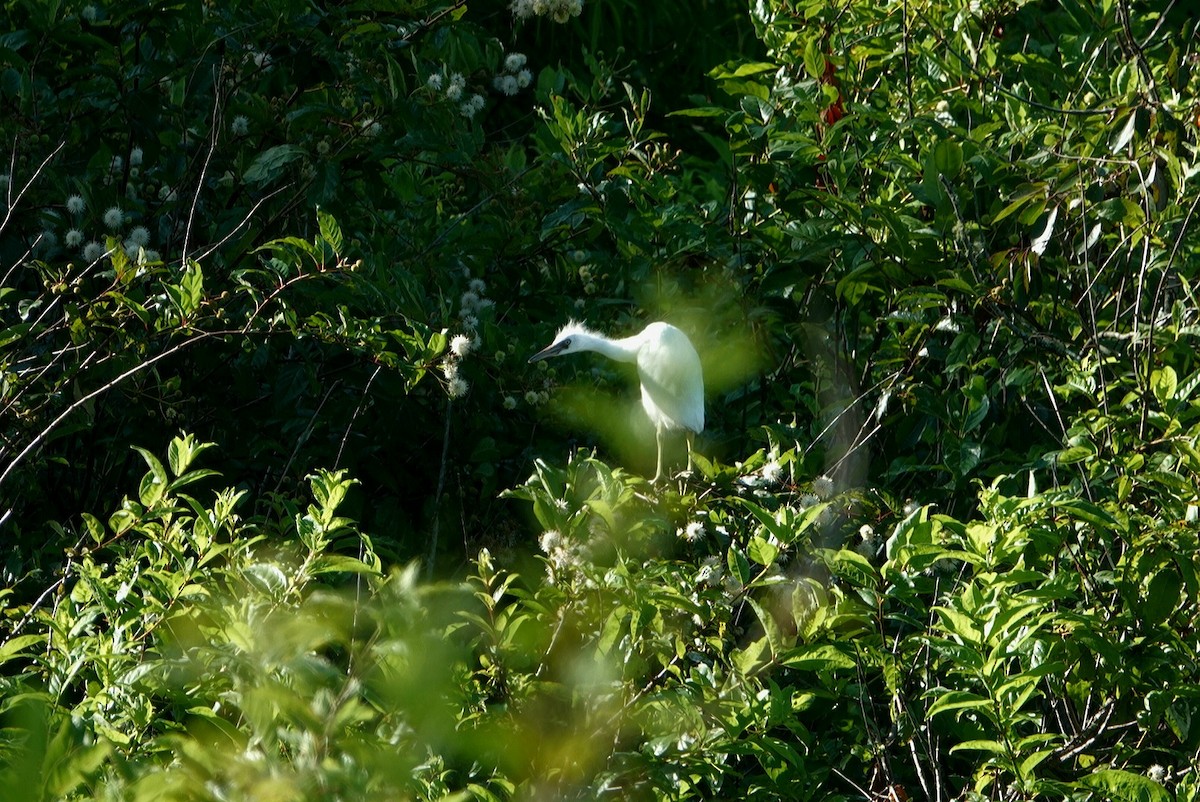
[{"left": 562, "top": 338, "right": 571, "bottom": 347}]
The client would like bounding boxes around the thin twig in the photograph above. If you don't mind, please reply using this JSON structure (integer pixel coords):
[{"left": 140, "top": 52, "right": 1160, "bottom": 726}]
[{"left": 427, "top": 395, "right": 453, "bottom": 578}]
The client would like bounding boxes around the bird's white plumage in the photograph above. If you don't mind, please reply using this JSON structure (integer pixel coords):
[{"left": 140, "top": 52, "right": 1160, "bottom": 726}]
[{"left": 529, "top": 319, "right": 704, "bottom": 480}]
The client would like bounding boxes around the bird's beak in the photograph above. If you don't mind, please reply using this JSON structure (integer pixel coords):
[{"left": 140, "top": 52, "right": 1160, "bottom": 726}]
[{"left": 528, "top": 341, "right": 566, "bottom": 363}]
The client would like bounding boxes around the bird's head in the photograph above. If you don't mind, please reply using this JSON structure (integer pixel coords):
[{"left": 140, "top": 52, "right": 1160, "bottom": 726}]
[{"left": 528, "top": 320, "right": 596, "bottom": 363}]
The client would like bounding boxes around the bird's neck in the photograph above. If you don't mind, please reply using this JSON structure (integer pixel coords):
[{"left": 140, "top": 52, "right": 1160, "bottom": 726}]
[{"left": 579, "top": 332, "right": 640, "bottom": 364}]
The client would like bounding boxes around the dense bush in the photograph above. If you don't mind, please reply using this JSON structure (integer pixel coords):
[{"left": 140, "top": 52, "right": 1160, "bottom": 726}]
[{"left": 2, "top": 0, "right": 1199, "bottom": 798}]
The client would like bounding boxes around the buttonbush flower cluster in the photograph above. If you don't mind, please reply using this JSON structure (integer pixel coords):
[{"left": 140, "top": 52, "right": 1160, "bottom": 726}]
[
  {"left": 492, "top": 52, "right": 533, "bottom": 96},
  {"left": 510, "top": 0, "right": 583, "bottom": 23}
]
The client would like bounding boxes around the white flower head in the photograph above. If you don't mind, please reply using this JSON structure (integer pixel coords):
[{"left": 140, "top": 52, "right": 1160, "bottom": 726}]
[
  {"left": 231, "top": 115, "right": 250, "bottom": 136},
  {"left": 495, "top": 75, "right": 520, "bottom": 96},
  {"left": 812, "top": 474, "right": 835, "bottom": 499},
  {"left": 66, "top": 195, "right": 86, "bottom": 215},
  {"left": 83, "top": 241, "right": 105, "bottom": 262},
  {"left": 539, "top": 530, "right": 562, "bottom": 554},
  {"left": 760, "top": 460, "right": 782, "bottom": 484},
  {"left": 503, "top": 395, "right": 517, "bottom": 410},
  {"left": 524, "top": 390, "right": 540, "bottom": 405},
  {"left": 468, "top": 277, "right": 486, "bottom": 294},
  {"left": 127, "top": 225, "right": 150, "bottom": 247},
  {"left": 65, "top": 229, "right": 84, "bottom": 248},
  {"left": 696, "top": 555, "right": 723, "bottom": 586},
  {"left": 129, "top": 147, "right": 143, "bottom": 167},
  {"left": 360, "top": 117, "right": 382, "bottom": 137},
  {"left": 427, "top": 72, "right": 444, "bottom": 91},
  {"left": 446, "top": 73, "right": 465, "bottom": 101},
  {"left": 450, "top": 334, "right": 472, "bottom": 358},
  {"left": 679, "top": 521, "right": 705, "bottom": 543},
  {"left": 103, "top": 206, "right": 123, "bottom": 229},
  {"left": 504, "top": 53, "right": 527, "bottom": 71},
  {"left": 1147, "top": 765, "right": 1168, "bottom": 784},
  {"left": 460, "top": 94, "right": 485, "bottom": 118},
  {"left": 448, "top": 376, "right": 469, "bottom": 399},
  {"left": 516, "top": 68, "right": 532, "bottom": 88}
]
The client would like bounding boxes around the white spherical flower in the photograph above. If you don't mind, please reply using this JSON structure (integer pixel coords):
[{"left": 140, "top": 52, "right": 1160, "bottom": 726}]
[
  {"left": 696, "top": 556, "right": 723, "bottom": 586},
  {"left": 36, "top": 230, "right": 58, "bottom": 252},
  {"left": 103, "top": 206, "right": 123, "bottom": 229},
  {"left": 468, "top": 277, "right": 486, "bottom": 294},
  {"left": 538, "top": 530, "right": 562, "bottom": 554},
  {"left": 360, "top": 118, "right": 382, "bottom": 137},
  {"left": 460, "top": 312, "right": 478, "bottom": 330},
  {"left": 760, "top": 460, "right": 782, "bottom": 483},
  {"left": 812, "top": 474, "right": 835, "bottom": 499},
  {"left": 446, "top": 73, "right": 465, "bottom": 101},
  {"left": 252, "top": 51, "right": 272, "bottom": 69},
  {"left": 679, "top": 521, "right": 705, "bottom": 543},
  {"left": 503, "top": 395, "right": 517, "bottom": 410},
  {"left": 83, "top": 241, "right": 105, "bottom": 262},
  {"left": 450, "top": 334, "right": 472, "bottom": 358},
  {"left": 65, "top": 229, "right": 84, "bottom": 248},
  {"left": 129, "top": 147, "right": 143, "bottom": 166},
  {"left": 448, "top": 376, "right": 469, "bottom": 399},
  {"left": 1147, "top": 765, "right": 1167, "bottom": 784},
  {"left": 66, "top": 195, "right": 86, "bottom": 215},
  {"left": 441, "top": 360, "right": 459, "bottom": 380},
  {"left": 159, "top": 185, "right": 177, "bottom": 202},
  {"left": 524, "top": 390, "right": 539, "bottom": 405},
  {"left": 460, "top": 290, "right": 480, "bottom": 311},
  {"left": 497, "top": 75, "right": 519, "bottom": 96},
  {"left": 127, "top": 225, "right": 150, "bottom": 247},
  {"left": 504, "top": 53, "right": 527, "bottom": 71},
  {"left": 82, "top": 5, "right": 98, "bottom": 22},
  {"left": 231, "top": 115, "right": 250, "bottom": 136},
  {"left": 903, "top": 500, "right": 920, "bottom": 517},
  {"left": 427, "top": 73, "right": 444, "bottom": 91},
  {"left": 460, "top": 95, "right": 485, "bottom": 118},
  {"left": 516, "top": 68, "right": 532, "bottom": 88},
  {"left": 144, "top": 250, "right": 161, "bottom": 263},
  {"left": 110, "top": 155, "right": 123, "bottom": 173}
]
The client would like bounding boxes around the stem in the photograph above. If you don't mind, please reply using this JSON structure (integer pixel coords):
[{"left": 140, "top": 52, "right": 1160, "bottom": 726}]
[{"left": 427, "top": 395, "right": 453, "bottom": 578}]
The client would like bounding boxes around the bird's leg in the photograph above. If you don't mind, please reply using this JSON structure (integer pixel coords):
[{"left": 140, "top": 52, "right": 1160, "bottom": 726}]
[
  {"left": 686, "top": 431, "right": 695, "bottom": 474},
  {"left": 653, "top": 427, "right": 665, "bottom": 483}
]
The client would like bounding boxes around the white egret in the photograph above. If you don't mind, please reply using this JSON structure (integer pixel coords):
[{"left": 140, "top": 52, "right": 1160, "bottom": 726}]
[{"left": 529, "top": 320, "right": 704, "bottom": 482}]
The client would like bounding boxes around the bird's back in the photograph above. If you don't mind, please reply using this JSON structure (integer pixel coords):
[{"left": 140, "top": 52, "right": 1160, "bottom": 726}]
[{"left": 635, "top": 323, "right": 704, "bottom": 433}]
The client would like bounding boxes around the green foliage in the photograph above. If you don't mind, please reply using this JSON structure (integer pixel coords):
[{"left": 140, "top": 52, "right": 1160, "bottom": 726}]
[{"left": 3, "top": 0, "right": 1200, "bottom": 798}]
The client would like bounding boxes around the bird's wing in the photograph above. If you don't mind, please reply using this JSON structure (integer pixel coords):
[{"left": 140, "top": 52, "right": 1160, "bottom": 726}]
[{"left": 637, "top": 329, "right": 704, "bottom": 433}]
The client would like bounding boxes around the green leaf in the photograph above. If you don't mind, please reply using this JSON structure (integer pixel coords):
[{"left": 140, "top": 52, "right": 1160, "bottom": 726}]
[
  {"left": 1077, "top": 769, "right": 1171, "bottom": 802},
  {"left": 930, "top": 140, "right": 963, "bottom": 176},
  {"left": 1150, "top": 366, "right": 1177, "bottom": 407},
  {"left": 727, "top": 546, "right": 751, "bottom": 585},
  {"left": 780, "top": 643, "right": 855, "bottom": 671},
  {"left": 926, "top": 689, "right": 990, "bottom": 718},
  {"left": 132, "top": 446, "right": 168, "bottom": 506},
  {"left": 316, "top": 207, "right": 343, "bottom": 256},
  {"left": 244, "top": 144, "right": 306, "bottom": 185},
  {"left": 747, "top": 535, "right": 779, "bottom": 566},
  {"left": 0, "top": 633, "right": 46, "bottom": 667}
]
